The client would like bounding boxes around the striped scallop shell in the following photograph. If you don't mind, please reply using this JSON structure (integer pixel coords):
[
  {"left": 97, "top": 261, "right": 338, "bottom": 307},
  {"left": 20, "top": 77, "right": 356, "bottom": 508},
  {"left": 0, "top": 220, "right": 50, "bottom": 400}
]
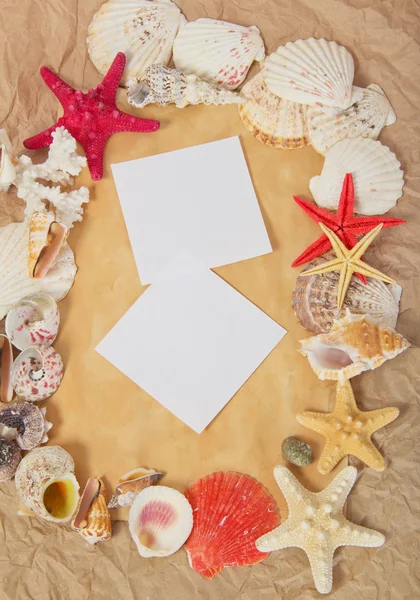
[
  {"left": 173, "top": 18, "right": 265, "bottom": 90},
  {"left": 87, "top": 0, "right": 187, "bottom": 84},
  {"left": 263, "top": 38, "right": 354, "bottom": 108},
  {"left": 309, "top": 138, "right": 404, "bottom": 215},
  {"left": 239, "top": 71, "right": 309, "bottom": 149}
]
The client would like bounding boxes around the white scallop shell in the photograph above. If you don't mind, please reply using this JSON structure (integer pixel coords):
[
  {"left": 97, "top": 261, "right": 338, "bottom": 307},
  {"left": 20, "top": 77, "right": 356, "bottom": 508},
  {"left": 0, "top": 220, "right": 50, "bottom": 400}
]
[
  {"left": 5, "top": 293, "right": 60, "bottom": 351},
  {"left": 239, "top": 71, "right": 309, "bottom": 149},
  {"left": 87, "top": 0, "right": 187, "bottom": 84},
  {"left": 173, "top": 18, "right": 265, "bottom": 90},
  {"left": 0, "top": 221, "right": 77, "bottom": 320},
  {"left": 11, "top": 344, "right": 64, "bottom": 402},
  {"left": 310, "top": 138, "right": 404, "bottom": 215},
  {"left": 263, "top": 38, "right": 354, "bottom": 108},
  {"left": 307, "top": 84, "right": 397, "bottom": 155},
  {"left": 128, "top": 485, "right": 193, "bottom": 558}
]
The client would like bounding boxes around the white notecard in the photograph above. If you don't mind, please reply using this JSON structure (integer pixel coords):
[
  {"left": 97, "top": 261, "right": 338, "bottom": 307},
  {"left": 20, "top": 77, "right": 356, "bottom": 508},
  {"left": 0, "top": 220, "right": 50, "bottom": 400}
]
[
  {"left": 96, "top": 270, "right": 286, "bottom": 433},
  {"left": 111, "top": 136, "right": 272, "bottom": 285}
]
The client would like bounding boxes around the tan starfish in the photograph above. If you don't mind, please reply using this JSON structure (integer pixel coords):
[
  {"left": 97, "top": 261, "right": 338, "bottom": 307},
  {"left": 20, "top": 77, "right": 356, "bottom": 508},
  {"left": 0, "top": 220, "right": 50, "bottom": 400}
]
[
  {"left": 256, "top": 465, "right": 385, "bottom": 595},
  {"left": 297, "top": 380, "right": 399, "bottom": 474},
  {"left": 300, "top": 223, "right": 396, "bottom": 309}
]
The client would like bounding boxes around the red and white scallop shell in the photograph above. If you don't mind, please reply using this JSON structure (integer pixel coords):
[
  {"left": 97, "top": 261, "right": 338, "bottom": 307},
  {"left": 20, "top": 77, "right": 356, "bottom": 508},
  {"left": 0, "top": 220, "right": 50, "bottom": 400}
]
[
  {"left": 5, "top": 293, "right": 59, "bottom": 351},
  {"left": 11, "top": 344, "right": 64, "bottom": 402}
]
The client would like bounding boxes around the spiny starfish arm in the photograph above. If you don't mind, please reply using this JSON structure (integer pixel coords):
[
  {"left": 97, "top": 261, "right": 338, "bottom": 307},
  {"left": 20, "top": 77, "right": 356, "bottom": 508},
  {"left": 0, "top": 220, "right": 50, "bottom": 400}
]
[
  {"left": 350, "top": 223, "right": 384, "bottom": 259},
  {"left": 296, "top": 411, "right": 334, "bottom": 434},
  {"left": 355, "top": 439, "right": 387, "bottom": 471},
  {"left": 335, "top": 519, "right": 385, "bottom": 548},
  {"left": 23, "top": 123, "right": 60, "bottom": 150},
  {"left": 337, "top": 381, "right": 357, "bottom": 411},
  {"left": 272, "top": 465, "right": 310, "bottom": 509},
  {"left": 349, "top": 259, "right": 396, "bottom": 285},
  {"left": 110, "top": 109, "right": 160, "bottom": 134},
  {"left": 344, "top": 215, "right": 406, "bottom": 231},
  {"left": 306, "top": 546, "right": 335, "bottom": 594},
  {"left": 317, "top": 440, "right": 347, "bottom": 474},
  {"left": 293, "top": 195, "right": 340, "bottom": 229},
  {"left": 364, "top": 407, "right": 400, "bottom": 434},
  {"left": 318, "top": 224, "right": 347, "bottom": 259},
  {"left": 40, "top": 66, "right": 76, "bottom": 104},
  {"left": 83, "top": 136, "right": 107, "bottom": 182},
  {"left": 300, "top": 258, "right": 344, "bottom": 278},
  {"left": 320, "top": 466, "right": 357, "bottom": 512},
  {"left": 337, "top": 172, "right": 354, "bottom": 223},
  {"left": 99, "top": 52, "right": 126, "bottom": 104},
  {"left": 291, "top": 234, "right": 332, "bottom": 267},
  {"left": 256, "top": 522, "right": 297, "bottom": 552},
  {"left": 337, "top": 263, "right": 353, "bottom": 309}
]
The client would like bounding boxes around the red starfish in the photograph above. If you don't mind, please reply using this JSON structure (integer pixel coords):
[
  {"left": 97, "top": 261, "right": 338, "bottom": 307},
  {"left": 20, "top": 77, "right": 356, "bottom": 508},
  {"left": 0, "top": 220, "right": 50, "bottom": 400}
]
[
  {"left": 292, "top": 173, "right": 405, "bottom": 283},
  {"left": 23, "top": 52, "right": 160, "bottom": 181}
]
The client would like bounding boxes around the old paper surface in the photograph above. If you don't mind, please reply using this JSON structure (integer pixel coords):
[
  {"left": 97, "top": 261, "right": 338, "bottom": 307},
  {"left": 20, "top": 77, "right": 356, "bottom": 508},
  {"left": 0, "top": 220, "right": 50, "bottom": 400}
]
[{"left": 0, "top": 1, "right": 419, "bottom": 599}]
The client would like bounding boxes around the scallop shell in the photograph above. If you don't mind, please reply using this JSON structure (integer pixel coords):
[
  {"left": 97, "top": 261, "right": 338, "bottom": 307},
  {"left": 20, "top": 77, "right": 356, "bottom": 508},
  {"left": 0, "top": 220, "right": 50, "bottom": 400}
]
[
  {"left": 0, "top": 401, "right": 52, "bottom": 451},
  {"left": 309, "top": 138, "right": 404, "bottom": 215},
  {"left": 299, "top": 309, "right": 410, "bottom": 383},
  {"left": 72, "top": 478, "right": 112, "bottom": 545},
  {"left": 108, "top": 466, "right": 164, "bottom": 508},
  {"left": 292, "top": 253, "right": 402, "bottom": 335},
  {"left": 239, "top": 71, "right": 309, "bottom": 149},
  {"left": 15, "top": 445, "right": 80, "bottom": 523},
  {"left": 28, "top": 211, "right": 69, "bottom": 279},
  {"left": 5, "top": 293, "right": 60, "bottom": 351},
  {"left": 87, "top": 0, "right": 187, "bottom": 84},
  {"left": 0, "top": 439, "right": 21, "bottom": 482},
  {"left": 0, "top": 141, "right": 16, "bottom": 192},
  {"left": 11, "top": 344, "right": 64, "bottom": 402},
  {"left": 263, "top": 38, "right": 354, "bottom": 108},
  {"left": 307, "top": 84, "right": 397, "bottom": 155},
  {"left": 0, "top": 221, "right": 77, "bottom": 320},
  {"left": 128, "top": 485, "right": 193, "bottom": 558},
  {"left": 127, "top": 64, "right": 244, "bottom": 108},
  {"left": 173, "top": 18, "right": 265, "bottom": 90},
  {"left": 184, "top": 472, "right": 281, "bottom": 579},
  {"left": 0, "top": 334, "right": 13, "bottom": 403}
]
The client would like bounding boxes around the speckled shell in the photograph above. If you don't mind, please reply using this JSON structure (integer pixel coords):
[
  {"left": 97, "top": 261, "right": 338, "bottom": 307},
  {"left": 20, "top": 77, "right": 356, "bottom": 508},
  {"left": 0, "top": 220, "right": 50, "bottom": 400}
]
[
  {"left": 28, "top": 211, "right": 68, "bottom": 279},
  {"left": 14, "top": 446, "right": 80, "bottom": 523},
  {"left": 307, "top": 84, "right": 396, "bottom": 155},
  {"left": 0, "top": 221, "right": 77, "bottom": 320},
  {"left": 0, "top": 439, "right": 21, "bottom": 482},
  {"left": 173, "top": 18, "right": 265, "bottom": 90},
  {"left": 239, "top": 71, "right": 309, "bottom": 149},
  {"left": 293, "top": 253, "right": 402, "bottom": 334},
  {"left": 309, "top": 138, "right": 404, "bottom": 215},
  {"left": 87, "top": 0, "right": 187, "bottom": 84},
  {"left": 108, "top": 466, "right": 164, "bottom": 508},
  {"left": 299, "top": 310, "right": 410, "bottom": 382},
  {"left": 0, "top": 401, "right": 52, "bottom": 451},
  {"left": 5, "top": 293, "right": 60, "bottom": 351},
  {"left": 11, "top": 344, "right": 64, "bottom": 402},
  {"left": 127, "top": 64, "right": 244, "bottom": 108},
  {"left": 263, "top": 38, "right": 354, "bottom": 108},
  {"left": 72, "top": 478, "right": 112, "bottom": 545}
]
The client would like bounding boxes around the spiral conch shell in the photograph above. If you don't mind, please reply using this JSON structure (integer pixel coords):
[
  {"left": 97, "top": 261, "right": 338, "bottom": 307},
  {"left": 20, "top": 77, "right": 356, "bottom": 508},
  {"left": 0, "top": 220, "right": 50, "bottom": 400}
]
[
  {"left": 28, "top": 212, "right": 68, "bottom": 279},
  {"left": 5, "top": 293, "right": 60, "bottom": 351},
  {"left": 0, "top": 401, "right": 52, "bottom": 451},
  {"left": 11, "top": 344, "right": 64, "bottom": 402},
  {"left": 108, "top": 467, "right": 164, "bottom": 508},
  {"left": 299, "top": 309, "right": 409, "bottom": 383},
  {"left": 72, "top": 478, "right": 112, "bottom": 545}
]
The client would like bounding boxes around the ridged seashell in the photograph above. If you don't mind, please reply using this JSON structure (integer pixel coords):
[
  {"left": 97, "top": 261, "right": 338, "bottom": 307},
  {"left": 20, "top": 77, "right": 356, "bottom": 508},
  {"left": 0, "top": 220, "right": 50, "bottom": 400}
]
[
  {"left": 309, "top": 138, "right": 404, "bottom": 215},
  {"left": 0, "top": 401, "right": 52, "bottom": 451},
  {"left": 127, "top": 64, "right": 244, "bottom": 108},
  {"left": 299, "top": 309, "right": 410, "bottom": 383},
  {"left": 263, "top": 38, "right": 354, "bottom": 108},
  {"left": 108, "top": 466, "right": 164, "bottom": 508},
  {"left": 129, "top": 485, "right": 193, "bottom": 557},
  {"left": 11, "top": 344, "right": 64, "bottom": 402},
  {"left": 292, "top": 253, "right": 402, "bottom": 335},
  {"left": 15, "top": 446, "right": 80, "bottom": 523},
  {"left": 0, "top": 334, "right": 13, "bottom": 403},
  {"left": 0, "top": 140, "right": 16, "bottom": 192},
  {"left": 72, "top": 478, "right": 112, "bottom": 545},
  {"left": 0, "top": 221, "right": 77, "bottom": 320},
  {"left": 239, "top": 71, "right": 309, "bottom": 149},
  {"left": 184, "top": 472, "right": 281, "bottom": 579},
  {"left": 307, "top": 84, "right": 397, "bottom": 155},
  {"left": 5, "top": 293, "right": 60, "bottom": 351},
  {"left": 87, "top": 0, "right": 187, "bottom": 84},
  {"left": 173, "top": 18, "right": 265, "bottom": 90},
  {"left": 0, "top": 439, "right": 21, "bottom": 482},
  {"left": 28, "top": 212, "right": 69, "bottom": 279}
]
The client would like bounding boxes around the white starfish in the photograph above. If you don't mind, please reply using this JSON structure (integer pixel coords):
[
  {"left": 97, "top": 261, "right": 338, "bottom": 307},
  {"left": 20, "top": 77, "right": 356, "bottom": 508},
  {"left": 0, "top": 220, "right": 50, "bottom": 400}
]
[{"left": 256, "top": 466, "right": 384, "bottom": 594}]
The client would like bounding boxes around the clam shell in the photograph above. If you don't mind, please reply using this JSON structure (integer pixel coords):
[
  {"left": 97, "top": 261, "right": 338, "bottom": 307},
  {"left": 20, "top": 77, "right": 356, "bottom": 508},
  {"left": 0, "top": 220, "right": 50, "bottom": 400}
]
[
  {"left": 129, "top": 485, "right": 193, "bottom": 558},
  {"left": 293, "top": 253, "right": 402, "bottom": 334},
  {"left": 11, "top": 344, "right": 64, "bottom": 402},
  {"left": 127, "top": 64, "right": 244, "bottom": 108},
  {"left": 0, "top": 334, "right": 13, "bottom": 403},
  {"left": 87, "top": 0, "right": 187, "bottom": 84},
  {"left": 184, "top": 472, "right": 280, "bottom": 579},
  {"left": 72, "top": 478, "right": 112, "bottom": 545},
  {"left": 0, "top": 439, "right": 21, "bottom": 482},
  {"left": 108, "top": 466, "right": 164, "bottom": 508},
  {"left": 5, "top": 293, "right": 60, "bottom": 351},
  {"left": 307, "top": 84, "right": 396, "bottom": 155},
  {"left": 239, "top": 71, "right": 309, "bottom": 149},
  {"left": 15, "top": 445, "right": 80, "bottom": 523},
  {"left": 309, "top": 138, "right": 404, "bottom": 215},
  {"left": 0, "top": 401, "right": 52, "bottom": 451},
  {"left": 173, "top": 18, "right": 265, "bottom": 90},
  {"left": 28, "top": 211, "right": 68, "bottom": 279},
  {"left": 0, "top": 221, "right": 77, "bottom": 320},
  {"left": 299, "top": 309, "right": 410, "bottom": 383},
  {"left": 263, "top": 38, "right": 354, "bottom": 108}
]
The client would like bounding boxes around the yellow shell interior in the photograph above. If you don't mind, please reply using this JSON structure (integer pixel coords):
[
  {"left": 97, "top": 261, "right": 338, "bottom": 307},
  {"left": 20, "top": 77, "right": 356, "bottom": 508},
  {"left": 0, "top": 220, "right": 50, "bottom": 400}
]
[{"left": 43, "top": 476, "right": 79, "bottom": 520}]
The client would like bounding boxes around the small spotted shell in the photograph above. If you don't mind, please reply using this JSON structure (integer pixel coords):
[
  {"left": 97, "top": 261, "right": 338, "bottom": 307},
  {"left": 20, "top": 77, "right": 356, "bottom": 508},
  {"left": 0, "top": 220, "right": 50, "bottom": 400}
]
[
  {"left": 5, "top": 293, "right": 60, "bottom": 351},
  {"left": 11, "top": 344, "right": 64, "bottom": 402}
]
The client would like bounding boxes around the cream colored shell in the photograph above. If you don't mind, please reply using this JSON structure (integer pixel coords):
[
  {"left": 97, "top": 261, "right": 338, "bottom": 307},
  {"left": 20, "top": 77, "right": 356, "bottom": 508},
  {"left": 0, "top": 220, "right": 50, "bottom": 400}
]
[{"left": 72, "top": 478, "right": 112, "bottom": 545}]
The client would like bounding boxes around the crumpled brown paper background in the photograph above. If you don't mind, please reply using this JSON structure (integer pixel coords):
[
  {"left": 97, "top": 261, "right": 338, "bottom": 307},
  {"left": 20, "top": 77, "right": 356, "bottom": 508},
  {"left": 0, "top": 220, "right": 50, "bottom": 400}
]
[{"left": 0, "top": 0, "right": 419, "bottom": 598}]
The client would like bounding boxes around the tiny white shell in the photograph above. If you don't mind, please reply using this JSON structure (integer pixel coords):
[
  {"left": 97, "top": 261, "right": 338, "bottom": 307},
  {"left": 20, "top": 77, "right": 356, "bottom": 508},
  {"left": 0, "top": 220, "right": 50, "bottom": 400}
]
[
  {"left": 310, "top": 138, "right": 404, "bottom": 215},
  {"left": 173, "top": 18, "right": 265, "bottom": 90},
  {"left": 0, "top": 143, "right": 16, "bottom": 192},
  {"left": 11, "top": 344, "right": 64, "bottom": 402},
  {"left": 6, "top": 293, "right": 60, "bottom": 351}
]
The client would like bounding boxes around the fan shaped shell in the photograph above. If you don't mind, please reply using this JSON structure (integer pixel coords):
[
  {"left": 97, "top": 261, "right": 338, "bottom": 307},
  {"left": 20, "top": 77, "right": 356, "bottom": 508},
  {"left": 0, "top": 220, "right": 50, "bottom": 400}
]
[
  {"left": 5, "top": 293, "right": 59, "bottom": 351},
  {"left": 263, "top": 38, "right": 354, "bottom": 108},
  {"left": 184, "top": 471, "right": 280, "bottom": 579},
  {"left": 0, "top": 401, "right": 52, "bottom": 451},
  {"left": 87, "top": 0, "right": 187, "bottom": 84},
  {"left": 239, "top": 71, "right": 309, "bottom": 149},
  {"left": 310, "top": 138, "right": 404, "bottom": 215},
  {"left": 173, "top": 18, "right": 265, "bottom": 90},
  {"left": 307, "top": 84, "right": 396, "bottom": 155}
]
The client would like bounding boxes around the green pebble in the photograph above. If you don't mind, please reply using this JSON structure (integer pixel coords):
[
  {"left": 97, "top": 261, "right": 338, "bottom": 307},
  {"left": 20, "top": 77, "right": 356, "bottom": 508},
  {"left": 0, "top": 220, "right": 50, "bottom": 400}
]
[{"left": 282, "top": 436, "right": 313, "bottom": 467}]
